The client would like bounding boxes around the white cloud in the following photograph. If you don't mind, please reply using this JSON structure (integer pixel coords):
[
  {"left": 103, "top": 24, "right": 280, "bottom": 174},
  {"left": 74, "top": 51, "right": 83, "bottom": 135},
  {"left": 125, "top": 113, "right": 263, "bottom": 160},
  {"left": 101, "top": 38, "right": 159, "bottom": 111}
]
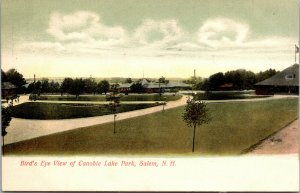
[
  {"left": 198, "top": 17, "right": 250, "bottom": 47},
  {"left": 134, "top": 19, "right": 184, "bottom": 47},
  {"left": 47, "top": 11, "right": 127, "bottom": 46},
  {"left": 18, "top": 42, "right": 66, "bottom": 52}
]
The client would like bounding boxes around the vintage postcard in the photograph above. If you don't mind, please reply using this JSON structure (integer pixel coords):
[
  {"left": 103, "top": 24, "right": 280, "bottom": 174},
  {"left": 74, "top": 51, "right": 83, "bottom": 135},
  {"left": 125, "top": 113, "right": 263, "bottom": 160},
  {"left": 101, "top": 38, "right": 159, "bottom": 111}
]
[{"left": 1, "top": 0, "right": 299, "bottom": 191}]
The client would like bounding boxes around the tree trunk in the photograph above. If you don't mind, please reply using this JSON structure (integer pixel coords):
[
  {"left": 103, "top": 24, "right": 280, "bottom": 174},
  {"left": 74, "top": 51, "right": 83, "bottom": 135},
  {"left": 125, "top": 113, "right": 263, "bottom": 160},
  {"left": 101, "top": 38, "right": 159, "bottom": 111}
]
[
  {"left": 192, "top": 124, "right": 196, "bottom": 152},
  {"left": 2, "top": 136, "right": 4, "bottom": 155}
]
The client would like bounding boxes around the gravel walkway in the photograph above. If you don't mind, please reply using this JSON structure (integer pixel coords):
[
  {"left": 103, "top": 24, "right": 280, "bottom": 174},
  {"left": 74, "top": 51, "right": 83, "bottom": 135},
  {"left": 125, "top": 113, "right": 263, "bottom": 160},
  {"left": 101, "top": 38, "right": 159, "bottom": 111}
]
[{"left": 248, "top": 119, "right": 299, "bottom": 154}]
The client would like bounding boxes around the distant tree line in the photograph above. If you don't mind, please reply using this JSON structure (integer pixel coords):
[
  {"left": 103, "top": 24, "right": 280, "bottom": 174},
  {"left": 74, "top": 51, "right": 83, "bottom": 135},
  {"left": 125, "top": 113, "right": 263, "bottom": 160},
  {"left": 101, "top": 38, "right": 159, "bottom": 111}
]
[
  {"left": 27, "top": 78, "right": 111, "bottom": 97},
  {"left": 184, "top": 68, "right": 277, "bottom": 91}
]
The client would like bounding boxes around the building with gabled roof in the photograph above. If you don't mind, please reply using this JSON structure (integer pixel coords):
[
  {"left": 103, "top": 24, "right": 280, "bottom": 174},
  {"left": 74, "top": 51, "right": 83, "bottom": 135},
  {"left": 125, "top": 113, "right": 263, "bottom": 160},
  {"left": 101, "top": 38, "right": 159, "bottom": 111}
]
[{"left": 255, "top": 64, "right": 299, "bottom": 95}]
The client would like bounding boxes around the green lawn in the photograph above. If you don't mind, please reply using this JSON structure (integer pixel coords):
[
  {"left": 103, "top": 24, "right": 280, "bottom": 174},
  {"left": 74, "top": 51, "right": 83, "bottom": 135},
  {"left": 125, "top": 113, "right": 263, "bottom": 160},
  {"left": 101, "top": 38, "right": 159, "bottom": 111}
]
[
  {"left": 4, "top": 98, "right": 298, "bottom": 155},
  {"left": 12, "top": 102, "right": 161, "bottom": 119},
  {"left": 37, "top": 94, "right": 182, "bottom": 102}
]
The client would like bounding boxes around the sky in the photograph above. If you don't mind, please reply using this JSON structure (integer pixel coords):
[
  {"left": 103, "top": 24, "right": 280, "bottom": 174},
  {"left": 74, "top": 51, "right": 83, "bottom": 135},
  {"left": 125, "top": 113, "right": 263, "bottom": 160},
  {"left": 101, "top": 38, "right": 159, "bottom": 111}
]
[{"left": 1, "top": 0, "right": 299, "bottom": 79}]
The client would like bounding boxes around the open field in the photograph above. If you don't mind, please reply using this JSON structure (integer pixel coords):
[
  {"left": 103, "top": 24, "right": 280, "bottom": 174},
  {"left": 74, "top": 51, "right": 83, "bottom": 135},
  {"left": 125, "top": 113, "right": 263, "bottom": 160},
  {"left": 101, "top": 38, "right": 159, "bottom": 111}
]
[
  {"left": 36, "top": 94, "right": 182, "bottom": 102},
  {"left": 4, "top": 98, "right": 298, "bottom": 155},
  {"left": 12, "top": 102, "right": 161, "bottom": 119}
]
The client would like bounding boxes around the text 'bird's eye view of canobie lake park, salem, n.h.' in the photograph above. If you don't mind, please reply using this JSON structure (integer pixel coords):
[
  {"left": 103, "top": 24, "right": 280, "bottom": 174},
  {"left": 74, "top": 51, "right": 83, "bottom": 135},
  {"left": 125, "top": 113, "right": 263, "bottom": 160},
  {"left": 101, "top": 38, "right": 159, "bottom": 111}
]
[{"left": 1, "top": 0, "right": 299, "bottom": 157}]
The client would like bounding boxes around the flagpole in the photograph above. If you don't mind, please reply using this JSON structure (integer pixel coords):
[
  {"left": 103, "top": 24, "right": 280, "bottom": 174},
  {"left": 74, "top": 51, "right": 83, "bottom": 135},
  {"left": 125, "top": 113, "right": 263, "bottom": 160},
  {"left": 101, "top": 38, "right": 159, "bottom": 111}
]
[{"left": 295, "top": 45, "right": 296, "bottom": 64}]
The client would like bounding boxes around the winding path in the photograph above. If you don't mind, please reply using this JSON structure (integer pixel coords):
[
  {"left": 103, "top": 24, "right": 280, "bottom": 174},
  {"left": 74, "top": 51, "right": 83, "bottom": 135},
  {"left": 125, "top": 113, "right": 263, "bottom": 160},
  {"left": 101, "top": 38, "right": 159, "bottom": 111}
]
[
  {"left": 4, "top": 95, "right": 189, "bottom": 145},
  {"left": 4, "top": 94, "right": 298, "bottom": 145}
]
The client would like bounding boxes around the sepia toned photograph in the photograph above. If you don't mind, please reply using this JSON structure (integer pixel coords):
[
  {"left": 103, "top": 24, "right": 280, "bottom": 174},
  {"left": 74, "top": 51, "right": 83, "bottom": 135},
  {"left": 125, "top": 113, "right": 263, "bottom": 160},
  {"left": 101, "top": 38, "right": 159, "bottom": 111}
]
[{"left": 1, "top": 0, "right": 299, "bottom": 191}]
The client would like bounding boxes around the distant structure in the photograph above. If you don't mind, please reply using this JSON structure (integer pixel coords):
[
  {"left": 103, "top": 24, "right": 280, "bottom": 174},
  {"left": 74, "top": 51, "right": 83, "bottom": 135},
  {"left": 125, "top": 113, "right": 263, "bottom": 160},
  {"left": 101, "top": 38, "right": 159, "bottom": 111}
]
[
  {"left": 255, "top": 64, "right": 299, "bottom": 95},
  {"left": 118, "top": 78, "right": 191, "bottom": 93},
  {"left": 194, "top": 69, "right": 196, "bottom": 80}
]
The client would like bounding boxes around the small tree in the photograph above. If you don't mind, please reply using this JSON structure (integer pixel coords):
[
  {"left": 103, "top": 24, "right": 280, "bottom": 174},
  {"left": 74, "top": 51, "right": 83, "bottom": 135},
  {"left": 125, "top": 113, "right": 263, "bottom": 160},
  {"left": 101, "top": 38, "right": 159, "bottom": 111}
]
[
  {"left": 182, "top": 98, "right": 210, "bottom": 152},
  {"left": 106, "top": 85, "right": 121, "bottom": 133}
]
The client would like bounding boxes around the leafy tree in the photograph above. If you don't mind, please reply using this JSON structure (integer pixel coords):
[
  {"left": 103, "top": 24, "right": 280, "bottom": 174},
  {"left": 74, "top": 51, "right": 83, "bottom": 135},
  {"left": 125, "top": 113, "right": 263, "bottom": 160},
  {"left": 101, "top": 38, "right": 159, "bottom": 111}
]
[
  {"left": 41, "top": 79, "right": 50, "bottom": 93},
  {"left": 5, "top": 68, "right": 26, "bottom": 93},
  {"left": 49, "top": 81, "right": 60, "bottom": 93},
  {"left": 84, "top": 78, "right": 97, "bottom": 94},
  {"left": 2, "top": 104, "right": 13, "bottom": 148},
  {"left": 1, "top": 69, "right": 7, "bottom": 82},
  {"left": 5, "top": 68, "right": 26, "bottom": 87},
  {"left": 256, "top": 69, "right": 277, "bottom": 82},
  {"left": 61, "top": 78, "right": 73, "bottom": 95},
  {"left": 125, "top": 78, "right": 132, "bottom": 83},
  {"left": 70, "top": 78, "right": 85, "bottom": 98},
  {"left": 130, "top": 82, "right": 144, "bottom": 93},
  {"left": 158, "top": 76, "right": 169, "bottom": 84},
  {"left": 182, "top": 98, "right": 210, "bottom": 152},
  {"left": 97, "top": 80, "right": 110, "bottom": 94}
]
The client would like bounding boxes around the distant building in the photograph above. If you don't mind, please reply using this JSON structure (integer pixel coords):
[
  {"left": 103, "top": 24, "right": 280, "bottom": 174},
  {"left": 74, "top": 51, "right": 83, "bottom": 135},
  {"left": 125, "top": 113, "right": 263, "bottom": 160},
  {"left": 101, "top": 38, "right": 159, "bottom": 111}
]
[
  {"left": 255, "top": 64, "right": 299, "bottom": 95},
  {"left": 118, "top": 78, "right": 191, "bottom": 93},
  {"left": 2, "top": 82, "right": 17, "bottom": 98}
]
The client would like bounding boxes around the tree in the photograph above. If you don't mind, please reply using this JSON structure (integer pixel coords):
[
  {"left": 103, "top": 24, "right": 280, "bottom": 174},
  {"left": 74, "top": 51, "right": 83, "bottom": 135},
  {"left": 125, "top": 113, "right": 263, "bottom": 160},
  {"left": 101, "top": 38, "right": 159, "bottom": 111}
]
[
  {"left": 125, "top": 78, "right": 132, "bottom": 83},
  {"left": 49, "top": 81, "right": 60, "bottom": 93},
  {"left": 1, "top": 69, "right": 7, "bottom": 82},
  {"left": 61, "top": 78, "right": 73, "bottom": 95},
  {"left": 5, "top": 68, "right": 26, "bottom": 93},
  {"left": 41, "top": 79, "right": 50, "bottom": 93},
  {"left": 130, "top": 82, "right": 144, "bottom": 93},
  {"left": 106, "top": 84, "right": 121, "bottom": 133},
  {"left": 69, "top": 78, "right": 85, "bottom": 98},
  {"left": 182, "top": 98, "right": 210, "bottom": 152},
  {"left": 97, "top": 80, "right": 110, "bottom": 94},
  {"left": 5, "top": 68, "right": 26, "bottom": 87},
  {"left": 2, "top": 103, "right": 13, "bottom": 149},
  {"left": 84, "top": 78, "right": 97, "bottom": 94},
  {"left": 158, "top": 76, "right": 169, "bottom": 84}
]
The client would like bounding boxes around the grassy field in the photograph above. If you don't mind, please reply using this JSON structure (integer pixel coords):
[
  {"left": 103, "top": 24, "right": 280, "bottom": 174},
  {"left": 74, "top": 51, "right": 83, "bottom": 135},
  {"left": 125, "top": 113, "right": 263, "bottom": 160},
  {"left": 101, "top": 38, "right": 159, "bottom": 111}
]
[
  {"left": 12, "top": 102, "right": 161, "bottom": 119},
  {"left": 36, "top": 94, "right": 182, "bottom": 102},
  {"left": 4, "top": 98, "right": 298, "bottom": 155}
]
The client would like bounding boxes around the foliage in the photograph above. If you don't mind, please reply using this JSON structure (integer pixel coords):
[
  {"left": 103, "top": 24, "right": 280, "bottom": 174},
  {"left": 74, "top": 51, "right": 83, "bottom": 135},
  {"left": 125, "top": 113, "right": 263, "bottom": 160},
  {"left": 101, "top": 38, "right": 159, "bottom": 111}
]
[
  {"left": 130, "top": 82, "right": 145, "bottom": 93},
  {"left": 187, "top": 68, "right": 278, "bottom": 91},
  {"left": 183, "top": 98, "right": 210, "bottom": 152},
  {"left": 2, "top": 104, "right": 13, "bottom": 137},
  {"left": 61, "top": 78, "right": 73, "bottom": 95},
  {"left": 125, "top": 78, "right": 132, "bottom": 83},
  {"left": 69, "top": 78, "right": 85, "bottom": 97},
  {"left": 97, "top": 80, "right": 110, "bottom": 94},
  {"left": 84, "top": 78, "right": 97, "bottom": 94},
  {"left": 158, "top": 76, "right": 169, "bottom": 84},
  {"left": 5, "top": 68, "right": 26, "bottom": 88},
  {"left": 1, "top": 69, "right": 7, "bottom": 82},
  {"left": 183, "top": 98, "right": 210, "bottom": 128}
]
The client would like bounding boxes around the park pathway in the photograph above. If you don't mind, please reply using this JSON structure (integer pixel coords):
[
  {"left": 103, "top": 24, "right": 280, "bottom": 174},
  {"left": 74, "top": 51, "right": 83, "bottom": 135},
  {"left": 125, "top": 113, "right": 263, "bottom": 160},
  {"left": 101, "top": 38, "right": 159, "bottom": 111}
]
[
  {"left": 4, "top": 94, "right": 298, "bottom": 145},
  {"left": 4, "top": 95, "right": 189, "bottom": 145},
  {"left": 248, "top": 119, "right": 299, "bottom": 154}
]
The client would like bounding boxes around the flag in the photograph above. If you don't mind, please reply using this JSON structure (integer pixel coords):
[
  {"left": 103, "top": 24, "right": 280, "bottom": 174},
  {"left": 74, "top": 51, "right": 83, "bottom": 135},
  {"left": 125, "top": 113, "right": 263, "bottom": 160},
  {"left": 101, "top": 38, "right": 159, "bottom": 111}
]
[{"left": 295, "top": 45, "right": 299, "bottom": 53}]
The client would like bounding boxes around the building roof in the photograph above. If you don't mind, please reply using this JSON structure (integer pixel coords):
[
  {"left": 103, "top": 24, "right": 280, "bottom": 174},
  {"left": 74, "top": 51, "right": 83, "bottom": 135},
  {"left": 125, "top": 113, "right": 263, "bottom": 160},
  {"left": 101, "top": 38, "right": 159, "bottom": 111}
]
[
  {"left": 255, "top": 64, "right": 299, "bottom": 87},
  {"left": 165, "top": 82, "right": 191, "bottom": 88},
  {"left": 2, "top": 82, "right": 17, "bottom": 89}
]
